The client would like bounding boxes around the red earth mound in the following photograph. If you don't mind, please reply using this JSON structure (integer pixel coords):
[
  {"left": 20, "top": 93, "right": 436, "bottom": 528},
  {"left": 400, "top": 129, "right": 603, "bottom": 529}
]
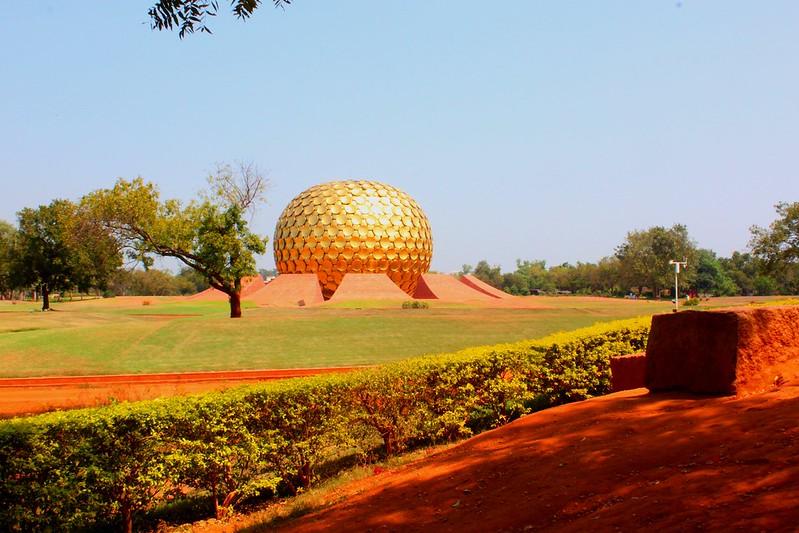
[
  {"left": 460, "top": 274, "right": 514, "bottom": 299},
  {"left": 249, "top": 274, "right": 324, "bottom": 307},
  {"left": 188, "top": 275, "right": 266, "bottom": 302},
  {"left": 328, "top": 273, "right": 411, "bottom": 302},
  {"left": 646, "top": 306, "right": 799, "bottom": 395},
  {"left": 413, "top": 273, "right": 495, "bottom": 302},
  {"left": 282, "top": 385, "right": 799, "bottom": 532}
]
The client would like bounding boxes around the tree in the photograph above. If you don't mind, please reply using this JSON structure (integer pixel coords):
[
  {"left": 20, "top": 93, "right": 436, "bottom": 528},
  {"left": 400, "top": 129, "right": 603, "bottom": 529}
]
[
  {"left": 693, "top": 249, "right": 738, "bottom": 296},
  {"left": 472, "top": 260, "right": 503, "bottom": 289},
  {"left": 750, "top": 202, "right": 799, "bottom": 295},
  {"left": 84, "top": 164, "right": 268, "bottom": 318},
  {"left": 148, "top": 0, "right": 291, "bottom": 38},
  {"left": 178, "top": 266, "right": 211, "bottom": 293},
  {"left": 514, "top": 259, "right": 553, "bottom": 294},
  {"left": 753, "top": 274, "right": 779, "bottom": 296},
  {"left": 750, "top": 201, "right": 799, "bottom": 271},
  {"left": 108, "top": 268, "right": 199, "bottom": 296},
  {"left": 549, "top": 262, "right": 577, "bottom": 293},
  {"left": 501, "top": 272, "right": 528, "bottom": 295},
  {"left": 594, "top": 256, "right": 624, "bottom": 296},
  {"left": 0, "top": 220, "right": 17, "bottom": 299},
  {"left": 718, "top": 251, "right": 759, "bottom": 296},
  {"left": 12, "top": 200, "right": 120, "bottom": 310},
  {"left": 615, "top": 224, "right": 696, "bottom": 298}
]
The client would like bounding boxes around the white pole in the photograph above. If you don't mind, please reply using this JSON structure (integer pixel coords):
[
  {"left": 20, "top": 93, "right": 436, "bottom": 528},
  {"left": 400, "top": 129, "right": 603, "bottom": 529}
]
[{"left": 669, "top": 259, "right": 687, "bottom": 313}]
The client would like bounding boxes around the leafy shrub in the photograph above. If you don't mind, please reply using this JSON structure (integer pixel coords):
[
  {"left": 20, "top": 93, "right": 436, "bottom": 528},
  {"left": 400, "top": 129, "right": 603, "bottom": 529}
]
[
  {"left": 683, "top": 298, "right": 700, "bottom": 307},
  {"left": 0, "top": 317, "right": 649, "bottom": 531},
  {"left": 402, "top": 300, "right": 430, "bottom": 309}
]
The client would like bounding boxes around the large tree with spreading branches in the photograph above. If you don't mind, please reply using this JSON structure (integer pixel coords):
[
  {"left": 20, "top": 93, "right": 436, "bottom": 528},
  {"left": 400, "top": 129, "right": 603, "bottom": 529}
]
[
  {"left": 750, "top": 202, "right": 799, "bottom": 294},
  {"left": 84, "top": 164, "right": 268, "bottom": 318},
  {"left": 615, "top": 224, "right": 697, "bottom": 298},
  {"left": 750, "top": 202, "right": 799, "bottom": 267},
  {"left": 148, "top": 0, "right": 291, "bottom": 38}
]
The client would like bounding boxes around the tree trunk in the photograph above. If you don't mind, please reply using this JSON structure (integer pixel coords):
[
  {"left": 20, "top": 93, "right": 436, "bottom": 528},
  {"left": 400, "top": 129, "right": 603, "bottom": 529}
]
[
  {"left": 122, "top": 503, "right": 133, "bottom": 533},
  {"left": 212, "top": 484, "right": 219, "bottom": 519},
  {"left": 41, "top": 283, "right": 50, "bottom": 311},
  {"left": 221, "top": 489, "right": 239, "bottom": 517},
  {"left": 229, "top": 290, "right": 242, "bottom": 318},
  {"left": 383, "top": 431, "right": 395, "bottom": 457}
]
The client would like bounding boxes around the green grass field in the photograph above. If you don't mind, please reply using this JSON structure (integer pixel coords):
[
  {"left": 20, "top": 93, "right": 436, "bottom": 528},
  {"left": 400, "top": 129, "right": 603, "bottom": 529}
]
[{"left": 0, "top": 296, "right": 676, "bottom": 378}]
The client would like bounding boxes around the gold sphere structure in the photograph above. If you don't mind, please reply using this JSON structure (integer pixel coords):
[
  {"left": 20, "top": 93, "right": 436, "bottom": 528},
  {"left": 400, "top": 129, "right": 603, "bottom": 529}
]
[{"left": 273, "top": 180, "right": 433, "bottom": 299}]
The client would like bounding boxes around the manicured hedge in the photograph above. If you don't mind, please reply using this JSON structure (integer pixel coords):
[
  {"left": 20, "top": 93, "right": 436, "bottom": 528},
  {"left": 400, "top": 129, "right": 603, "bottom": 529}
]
[{"left": 0, "top": 317, "right": 649, "bottom": 532}]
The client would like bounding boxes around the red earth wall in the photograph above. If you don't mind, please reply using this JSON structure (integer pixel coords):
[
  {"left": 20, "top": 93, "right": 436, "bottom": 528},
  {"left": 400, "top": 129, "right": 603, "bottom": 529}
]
[
  {"left": 645, "top": 307, "right": 799, "bottom": 395},
  {"left": 610, "top": 353, "right": 646, "bottom": 392}
]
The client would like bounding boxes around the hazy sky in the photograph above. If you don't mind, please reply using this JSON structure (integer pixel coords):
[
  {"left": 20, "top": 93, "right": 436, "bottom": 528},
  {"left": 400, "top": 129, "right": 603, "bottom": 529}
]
[{"left": 2, "top": 1, "right": 797, "bottom": 272}]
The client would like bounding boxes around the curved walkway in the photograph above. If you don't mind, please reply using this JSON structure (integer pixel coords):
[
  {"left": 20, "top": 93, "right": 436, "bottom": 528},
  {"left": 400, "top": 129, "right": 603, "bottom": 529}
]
[{"left": 0, "top": 366, "right": 368, "bottom": 417}]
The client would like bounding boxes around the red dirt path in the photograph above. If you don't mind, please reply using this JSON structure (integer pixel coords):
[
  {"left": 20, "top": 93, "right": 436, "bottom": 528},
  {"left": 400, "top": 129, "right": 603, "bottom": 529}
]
[
  {"left": 0, "top": 367, "right": 367, "bottom": 418},
  {"left": 282, "top": 385, "right": 799, "bottom": 532}
]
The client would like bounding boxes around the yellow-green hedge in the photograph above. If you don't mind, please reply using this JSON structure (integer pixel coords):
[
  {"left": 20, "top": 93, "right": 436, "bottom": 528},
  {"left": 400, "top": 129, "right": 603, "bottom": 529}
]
[{"left": 0, "top": 317, "right": 649, "bottom": 531}]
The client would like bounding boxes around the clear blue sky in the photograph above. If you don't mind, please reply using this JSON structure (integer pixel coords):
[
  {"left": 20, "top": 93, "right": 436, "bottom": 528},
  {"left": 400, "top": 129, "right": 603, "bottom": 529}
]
[{"left": 2, "top": 1, "right": 798, "bottom": 272}]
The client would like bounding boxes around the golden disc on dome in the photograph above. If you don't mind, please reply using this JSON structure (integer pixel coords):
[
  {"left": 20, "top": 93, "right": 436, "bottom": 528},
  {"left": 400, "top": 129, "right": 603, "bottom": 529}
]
[{"left": 273, "top": 180, "right": 433, "bottom": 299}]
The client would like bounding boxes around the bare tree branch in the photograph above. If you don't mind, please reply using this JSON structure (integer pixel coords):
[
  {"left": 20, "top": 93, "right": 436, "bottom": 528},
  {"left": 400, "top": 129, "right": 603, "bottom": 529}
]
[{"left": 208, "top": 162, "right": 269, "bottom": 215}]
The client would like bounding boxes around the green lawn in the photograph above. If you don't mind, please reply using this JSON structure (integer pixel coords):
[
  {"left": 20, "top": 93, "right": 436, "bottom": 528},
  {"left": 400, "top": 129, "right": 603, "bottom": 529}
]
[{"left": 0, "top": 296, "right": 674, "bottom": 377}]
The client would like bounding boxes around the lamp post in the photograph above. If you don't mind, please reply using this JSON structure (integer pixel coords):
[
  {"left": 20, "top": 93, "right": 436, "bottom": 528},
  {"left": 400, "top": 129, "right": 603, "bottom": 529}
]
[{"left": 669, "top": 259, "right": 687, "bottom": 312}]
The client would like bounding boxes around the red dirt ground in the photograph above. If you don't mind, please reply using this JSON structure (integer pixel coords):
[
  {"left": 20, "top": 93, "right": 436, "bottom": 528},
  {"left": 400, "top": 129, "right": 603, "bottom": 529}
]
[
  {"left": 0, "top": 367, "right": 366, "bottom": 418},
  {"left": 280, "top": 385, "right": 799, "bottom": 532}
]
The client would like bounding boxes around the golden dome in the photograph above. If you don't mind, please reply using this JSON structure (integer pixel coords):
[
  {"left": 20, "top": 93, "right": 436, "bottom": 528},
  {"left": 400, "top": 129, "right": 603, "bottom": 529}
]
[{"left": 274, "top": 180, "right": 433, "bottom": 299}]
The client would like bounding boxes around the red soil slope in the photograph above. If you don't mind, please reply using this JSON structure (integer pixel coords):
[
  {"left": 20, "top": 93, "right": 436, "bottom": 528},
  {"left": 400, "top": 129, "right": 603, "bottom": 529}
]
[
  {"left": 328, "top": 273, "right": 410, "bottom": 302},
  {"left": 248, "top": 274, "right": 324, "bottom": 307},
  {"left": 285, "top": 385, "right": 799, "bottom": 532},
  {"left": 187, "top": 275, "right": 266, "bottom": 302},
  {"left": 460, "top": 274, "right": 514, "bottom": 299},
  {"left": 413, "top": 273, "right": 495, "bottom": 301},
  {"left": 189, "top": 288, "right": 228, "bottom": 301}
]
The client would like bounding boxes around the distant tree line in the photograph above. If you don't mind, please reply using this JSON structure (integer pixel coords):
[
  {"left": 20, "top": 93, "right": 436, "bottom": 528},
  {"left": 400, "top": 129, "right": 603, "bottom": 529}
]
[
  {"left": 2, "top": 190, "right": 798, "bottom": 309},
  {"left": 462, "top": 212, "right": 799, "bottom": 298},
  {"left": 0, "top": 210, "right": 213, "bottom": 300},
  {"left": 0, "top": 163, "right": 269, "bottom": 317},
  {"left": 107, "top": 267, "right": 209, "bottom": 296}
]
